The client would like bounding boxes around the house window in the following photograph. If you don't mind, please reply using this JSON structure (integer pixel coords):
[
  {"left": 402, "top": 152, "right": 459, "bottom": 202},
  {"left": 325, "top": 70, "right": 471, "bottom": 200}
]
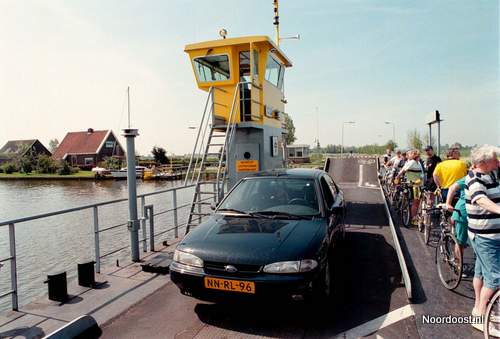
[
  {"left": 105, "top": 141, "right": 114, "bottom": 148},
  {"left": 297, "top": 151, "right": 303, "bottom": 157},
  {"left": 84, "top": 157, "right": 94, "bottom": 165},
  {"left": 193, "top": 54, "right": 230, "bottom": 82}
]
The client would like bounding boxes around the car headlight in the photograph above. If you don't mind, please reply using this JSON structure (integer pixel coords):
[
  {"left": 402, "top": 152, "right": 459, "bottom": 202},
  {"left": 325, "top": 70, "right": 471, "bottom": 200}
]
[
  {"left": 173, "top": 249, "right": 204, "bottom": 268},
  {"left": 263, "top": 259, "right": 318, "bottom": 273}
]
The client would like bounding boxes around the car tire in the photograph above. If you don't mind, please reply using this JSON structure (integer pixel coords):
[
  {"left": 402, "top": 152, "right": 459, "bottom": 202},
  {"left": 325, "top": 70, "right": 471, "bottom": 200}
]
[{"left": 309, "top": 259, "right": 331, "bottom": 305}]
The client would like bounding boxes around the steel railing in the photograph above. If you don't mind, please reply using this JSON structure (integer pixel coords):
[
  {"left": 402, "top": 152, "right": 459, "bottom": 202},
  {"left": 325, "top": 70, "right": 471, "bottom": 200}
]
[{"left": 0, "top": 183, "right": 212, "bottom": 311}]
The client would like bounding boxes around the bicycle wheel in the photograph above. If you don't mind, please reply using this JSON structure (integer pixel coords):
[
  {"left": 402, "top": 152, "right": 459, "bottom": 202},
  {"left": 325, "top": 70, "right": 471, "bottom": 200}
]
[
  {"left": 417, "top": 198, "right": 426, "bottom": 232},
  {"left": 424, "top": 213, "right": 432, "bottom": 245},
  {"left": 400, "top": 194, "right": 410, "bottom": 227},
  {"left": 435, "top": 232, "right": 462, "bottom": 290},
  {"left": 484, "top": 289, "right": 500, "bottom": 339}
]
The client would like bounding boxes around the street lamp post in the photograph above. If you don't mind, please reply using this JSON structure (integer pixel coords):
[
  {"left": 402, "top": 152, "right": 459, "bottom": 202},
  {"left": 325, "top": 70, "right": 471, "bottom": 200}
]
[
  {"left": 384, "top": 121, "right": 396, "bottom": 144},
  {"left": 341, "top": 121, "right": 355, "bottom": 158}
]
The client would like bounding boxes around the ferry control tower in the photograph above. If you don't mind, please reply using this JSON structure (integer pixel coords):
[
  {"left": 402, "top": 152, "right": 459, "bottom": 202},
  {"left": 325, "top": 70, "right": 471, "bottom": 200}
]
[{"left": 183, "top": 33, "right": 293, "bottom": 233}]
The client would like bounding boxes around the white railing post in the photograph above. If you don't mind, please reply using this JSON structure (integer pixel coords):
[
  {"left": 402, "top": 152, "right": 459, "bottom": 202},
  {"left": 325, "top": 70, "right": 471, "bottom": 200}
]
[
  {"left": 172, "top": 190, "right": 178, "bottom": 238},
  {"left": 147, "top": 205, "right": 155, "bottom": 251},
  {"left": 93, "top": 207, "right": 101, "bottom": 273},
  {"left": 9, "top": 223, "right": 18, "bottom": 311},
  {"left": 141, "top": 196, "right": 147, "bottom": 252}
]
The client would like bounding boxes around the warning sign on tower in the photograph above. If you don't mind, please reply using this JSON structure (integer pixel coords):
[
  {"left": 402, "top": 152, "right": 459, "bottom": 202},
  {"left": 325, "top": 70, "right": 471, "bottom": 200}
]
[{"left": 236, "top": 160, "right": 259, "bottom": 172}]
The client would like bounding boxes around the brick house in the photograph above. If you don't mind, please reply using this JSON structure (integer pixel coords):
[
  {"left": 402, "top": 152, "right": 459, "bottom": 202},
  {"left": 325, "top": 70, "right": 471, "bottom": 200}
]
[
  {"left": 0, "top": 139, "right": 52, "bottom": 165},
  {"left": 53, "top": 128, "right": 125, "bottom": 169}
]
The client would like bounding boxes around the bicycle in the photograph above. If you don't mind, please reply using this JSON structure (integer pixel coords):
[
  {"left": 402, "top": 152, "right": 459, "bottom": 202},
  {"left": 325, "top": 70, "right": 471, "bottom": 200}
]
[
  {"left": 431, "top": 206, "right": 463, "bottom": 290},
  {"left": 417, "top": 187, "right": 443, "bottom": 244},
  {"left": 398, "top": 180, "right": 416, "bottom": 227},
  {"left": 485, "top": 288, "right": 500, "bottom": 338}
]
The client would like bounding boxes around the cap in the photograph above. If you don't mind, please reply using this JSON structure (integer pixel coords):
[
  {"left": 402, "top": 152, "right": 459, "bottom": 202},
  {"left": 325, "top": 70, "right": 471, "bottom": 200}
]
[{"left": 424, "top": 145, "right": 433, "bottom": 151}]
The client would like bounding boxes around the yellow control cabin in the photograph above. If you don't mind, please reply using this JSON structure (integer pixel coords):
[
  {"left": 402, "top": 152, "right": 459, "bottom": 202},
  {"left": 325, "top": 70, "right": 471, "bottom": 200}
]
[{"left": 185, "top": 36, "right": 292, "bottom": 128}]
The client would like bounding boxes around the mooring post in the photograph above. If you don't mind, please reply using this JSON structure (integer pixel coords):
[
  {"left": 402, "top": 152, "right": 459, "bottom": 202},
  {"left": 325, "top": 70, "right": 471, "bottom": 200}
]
[{"left": 123, "top": 128, "right": 140, "bottom": 262}]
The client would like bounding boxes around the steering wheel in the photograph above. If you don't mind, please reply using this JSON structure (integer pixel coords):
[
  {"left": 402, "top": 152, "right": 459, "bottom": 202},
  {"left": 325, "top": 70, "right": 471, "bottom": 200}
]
[{"left": 288, "top": 198, "right": 308, "bottom": 205}]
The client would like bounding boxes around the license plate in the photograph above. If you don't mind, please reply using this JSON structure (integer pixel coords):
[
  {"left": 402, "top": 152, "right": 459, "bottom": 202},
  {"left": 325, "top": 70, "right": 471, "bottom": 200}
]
[{"left": 204, "top": 277, "right": 255, "bottom": 294}]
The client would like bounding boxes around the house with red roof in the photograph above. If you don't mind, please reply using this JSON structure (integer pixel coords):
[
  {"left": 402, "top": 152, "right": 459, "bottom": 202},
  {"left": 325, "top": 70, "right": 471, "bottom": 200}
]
[{"left": 53, "top": 128, "right": 125, "bottom": 169}]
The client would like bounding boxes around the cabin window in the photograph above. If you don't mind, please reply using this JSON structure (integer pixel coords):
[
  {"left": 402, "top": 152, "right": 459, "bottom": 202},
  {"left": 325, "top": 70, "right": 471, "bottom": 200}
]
[
  {"left": 265, "top": 55, "right": 282, "bottom": 88},
  {"left": 193, "top": 54, "right": 230, "bottom": 82},
  {"left": 252, "top": 50, "right": 259, "bottom": 80},
  {"left": 239, "top": 51, "right": 251, "bottom": 82}
]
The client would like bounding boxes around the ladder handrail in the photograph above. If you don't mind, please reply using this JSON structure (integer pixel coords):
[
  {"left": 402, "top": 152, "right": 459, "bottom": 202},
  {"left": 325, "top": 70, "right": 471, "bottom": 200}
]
[
  {"left": 216, "top": 81, "right": 251, "bottom": 201},
  {"left": 189, "top": 102, "right": 212, "bottom": 184},
  {"left": 184, "top": 87, "right": 214, "bottom": 186},
  {"left": 185, "top": 81, "right": 252, "bottom": 233}
]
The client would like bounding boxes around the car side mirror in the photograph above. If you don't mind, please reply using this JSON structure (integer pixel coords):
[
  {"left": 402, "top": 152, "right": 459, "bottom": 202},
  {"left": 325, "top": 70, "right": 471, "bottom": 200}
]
[
  {"left": 330, "top": 206, "right": 343, "bottom": 215},
  {"left": 210, "top": 202, "right": 218, "bottom": 210}
]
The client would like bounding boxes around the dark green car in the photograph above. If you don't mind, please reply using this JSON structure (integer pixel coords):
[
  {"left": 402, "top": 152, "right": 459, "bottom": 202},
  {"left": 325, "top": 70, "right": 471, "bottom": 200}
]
[{"left": 170, "top": 168, "right": 345, "bottom": 302}]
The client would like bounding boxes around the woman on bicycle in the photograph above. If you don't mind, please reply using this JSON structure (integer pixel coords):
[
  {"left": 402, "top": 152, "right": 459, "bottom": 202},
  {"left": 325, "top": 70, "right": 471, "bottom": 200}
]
[
  {"left": 444, "top": 174, "right": 470, "bottom": 271},
  {"left": 465, "top": 145, "right": 500, "bottom": 335},
  {"left": 397, "top": 149, "right": 424, "bottom": 225}
]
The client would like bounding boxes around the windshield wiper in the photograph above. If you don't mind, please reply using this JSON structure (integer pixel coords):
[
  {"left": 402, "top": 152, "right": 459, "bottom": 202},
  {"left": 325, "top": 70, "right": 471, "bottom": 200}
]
[
  {"left": 252, "top": 211, "right": 311, "bottom": 220},
  {"left": 217, "top": 208, "right": 253, "bottom": 216}
]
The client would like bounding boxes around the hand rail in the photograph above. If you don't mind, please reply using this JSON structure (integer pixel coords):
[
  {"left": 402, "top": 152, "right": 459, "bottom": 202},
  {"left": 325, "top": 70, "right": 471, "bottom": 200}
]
[
  {"left": 184, "top": 86, "right": 214, "bottom": 186},
  {"left": 0, "top": 182, "right": 208, "bottom": 311}
]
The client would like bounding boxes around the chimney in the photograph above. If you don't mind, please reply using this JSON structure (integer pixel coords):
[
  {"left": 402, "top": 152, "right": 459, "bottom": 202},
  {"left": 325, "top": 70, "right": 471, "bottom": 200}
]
[{"left": 87, "top": 128, "right": 94, "bottom": 134}]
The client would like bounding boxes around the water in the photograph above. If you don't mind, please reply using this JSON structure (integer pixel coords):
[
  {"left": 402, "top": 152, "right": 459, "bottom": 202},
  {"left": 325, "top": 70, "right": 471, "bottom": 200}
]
[{"left": 0, "top": 179, "right": 199, "bottom": 312}]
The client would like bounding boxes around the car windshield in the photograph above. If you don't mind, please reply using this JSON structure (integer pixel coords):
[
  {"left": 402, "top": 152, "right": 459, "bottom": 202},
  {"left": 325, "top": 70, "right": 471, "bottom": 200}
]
[{"left": 217, "top": 177, "right": 320, "bottom": 217}]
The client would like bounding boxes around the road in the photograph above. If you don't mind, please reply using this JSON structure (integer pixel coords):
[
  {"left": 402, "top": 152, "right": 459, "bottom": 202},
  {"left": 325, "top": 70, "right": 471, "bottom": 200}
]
[{"left": 101, "top": 157, "right": 482, "bottom": 338}]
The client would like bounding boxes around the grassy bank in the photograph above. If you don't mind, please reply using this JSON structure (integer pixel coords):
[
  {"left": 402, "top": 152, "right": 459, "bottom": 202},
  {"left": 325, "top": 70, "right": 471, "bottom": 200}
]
[{"left": 0, "top": 171, "right": 97, "bottom": 180}]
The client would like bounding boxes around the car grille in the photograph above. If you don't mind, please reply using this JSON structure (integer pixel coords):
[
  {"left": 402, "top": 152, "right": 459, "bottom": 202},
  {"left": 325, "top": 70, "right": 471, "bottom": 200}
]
[{"left": 204, "top": 261, "right": 262, "bottom": 276}]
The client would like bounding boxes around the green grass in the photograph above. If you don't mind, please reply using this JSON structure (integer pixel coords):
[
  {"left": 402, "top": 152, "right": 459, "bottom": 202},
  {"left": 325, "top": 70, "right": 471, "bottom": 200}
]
[{"left": 0, "top": 171, "right": 96, "bottom": 179}]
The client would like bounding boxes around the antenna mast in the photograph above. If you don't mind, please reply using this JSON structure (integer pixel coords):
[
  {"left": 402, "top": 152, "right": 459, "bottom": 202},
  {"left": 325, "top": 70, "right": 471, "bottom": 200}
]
[
  {"left": 127, "top": 86, "right": 131, "bottom": 129},
  {"left": 273, "top": 0, "right": 280, "bottom": 46}
]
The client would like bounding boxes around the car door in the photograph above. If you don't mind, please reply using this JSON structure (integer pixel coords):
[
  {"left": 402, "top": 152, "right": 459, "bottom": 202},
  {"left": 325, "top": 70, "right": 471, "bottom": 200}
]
[
  {"left": 322, "top": 175, "right": 344, "bottom": 241},
  {"left": 319, "top": 176, "right": 335, "bottom": 243}
]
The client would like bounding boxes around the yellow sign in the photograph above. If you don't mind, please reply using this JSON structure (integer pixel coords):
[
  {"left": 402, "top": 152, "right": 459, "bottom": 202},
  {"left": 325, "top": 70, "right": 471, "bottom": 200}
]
[{"left": 236, "top": 160, "right": 259, "bottom": 172}]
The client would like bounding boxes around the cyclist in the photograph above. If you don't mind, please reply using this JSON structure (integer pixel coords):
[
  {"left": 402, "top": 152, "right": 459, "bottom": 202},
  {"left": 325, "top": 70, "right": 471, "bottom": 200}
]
[
  {"left": 464, "top": 145, "right": 500, "bottom": 335},
  {"left": 433, "top": 147, "right": 467, "bottom": 202},
  {"left": 444, "top": 174, "right": 469, "bottom": 272},
  {"left": 396, "top": 149, "right": 424, "bottom": 225},
  {"left": 383, "top": 149, "right": 392, "bottom": 165},
  {"left": 424, "top": 145, "right": 441, "bottom": 191}
]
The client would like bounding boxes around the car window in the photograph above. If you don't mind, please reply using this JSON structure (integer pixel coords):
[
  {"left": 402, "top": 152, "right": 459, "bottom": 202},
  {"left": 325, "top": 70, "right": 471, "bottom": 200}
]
[
  {"left": 217, "top": 177, "right": 320, "bottom": 216},
  {"left": 320, "top": 177, "right": 334, "bottom": 208}
]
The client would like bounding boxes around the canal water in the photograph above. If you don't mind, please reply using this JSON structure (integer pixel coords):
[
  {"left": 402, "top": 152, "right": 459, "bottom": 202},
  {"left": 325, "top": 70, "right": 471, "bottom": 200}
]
[{"left": 0, "top": 179, "right": 198, "bottom": 312}]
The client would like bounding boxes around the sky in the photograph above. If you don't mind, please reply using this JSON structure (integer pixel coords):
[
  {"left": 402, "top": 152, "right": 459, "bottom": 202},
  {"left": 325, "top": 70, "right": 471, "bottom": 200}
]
[{"left": 0, "top": 0, "right": 498, "bottom": 155}]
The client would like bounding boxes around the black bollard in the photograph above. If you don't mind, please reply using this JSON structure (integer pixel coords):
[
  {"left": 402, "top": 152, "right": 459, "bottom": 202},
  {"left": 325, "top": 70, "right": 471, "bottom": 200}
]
[
  {"left": 44, "top": 271, "right": 68, "bottom": 303},
  {"left": 77, "top": 261, "right": 96, "bottom": 288}
]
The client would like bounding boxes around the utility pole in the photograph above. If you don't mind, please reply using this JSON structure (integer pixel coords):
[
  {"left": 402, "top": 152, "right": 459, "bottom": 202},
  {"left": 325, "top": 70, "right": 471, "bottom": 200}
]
[{"left": 123, "top": 87, "right": 140, "bottom": 262}]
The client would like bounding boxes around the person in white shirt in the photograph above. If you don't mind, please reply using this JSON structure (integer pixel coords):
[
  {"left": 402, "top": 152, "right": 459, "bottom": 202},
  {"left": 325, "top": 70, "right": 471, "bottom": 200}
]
[{"left": 397, "top": 149, "right": 424, "bottom": 224}]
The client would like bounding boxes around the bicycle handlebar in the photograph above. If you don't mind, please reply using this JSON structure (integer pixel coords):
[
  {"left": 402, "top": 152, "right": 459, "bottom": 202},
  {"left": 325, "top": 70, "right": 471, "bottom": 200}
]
[{"left": 426, "top": 205, "right": 462, "bottom": 217}]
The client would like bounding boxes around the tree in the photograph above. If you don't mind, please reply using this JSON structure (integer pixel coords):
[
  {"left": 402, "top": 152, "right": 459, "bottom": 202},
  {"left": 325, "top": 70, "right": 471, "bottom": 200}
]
[
  {"left": 15, "top": 144, "right": 35, "bottom": 174},
  {"left": 151, "top": 146, "right": 169, "bottom": 164},
  {"left": 49, "top": 139, "right": 59, "bottom": 153},
  {"left": 385, "top": 140, "right": 398, "bottom": 152},
  {"left": 19, "top": 155, "right": 33, "bottom": 173},
  {"left": 283, "top": 114, "right": 296, "bottom": 145},
  {"left": 100, "top": 156, "right": 122, "bottom": 170},
  {"left": 36, "top": 154, "right": 58, "bottom": 173},
  {"left": 407, "top": 129, "right": 423, "bottom": 150}
]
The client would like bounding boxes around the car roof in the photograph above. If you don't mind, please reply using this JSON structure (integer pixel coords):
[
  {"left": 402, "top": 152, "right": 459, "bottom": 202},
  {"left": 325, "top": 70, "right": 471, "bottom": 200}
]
[{"left": 245, "top": 168, "right": 326, "bottom": 180}]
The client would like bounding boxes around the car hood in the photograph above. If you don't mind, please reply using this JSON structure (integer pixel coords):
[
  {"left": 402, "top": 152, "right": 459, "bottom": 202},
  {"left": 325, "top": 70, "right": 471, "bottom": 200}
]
[{"left": 177, "top": 214, "right": 325, "bottom": 265}]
